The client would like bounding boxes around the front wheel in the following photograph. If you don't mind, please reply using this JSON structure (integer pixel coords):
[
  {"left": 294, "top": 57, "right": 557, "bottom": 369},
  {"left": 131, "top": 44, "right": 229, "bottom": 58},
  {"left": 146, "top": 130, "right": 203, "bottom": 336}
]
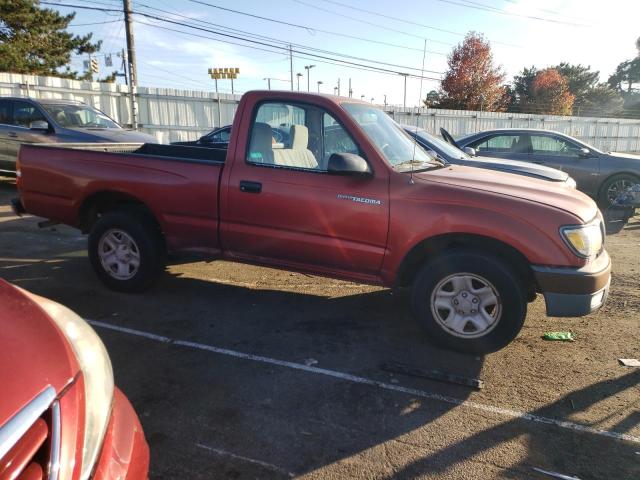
[
  {"left": 598, "top": 173, "right": 639, "bottom": 209},
  {"left": 88, "top": 211, "right": 165, "bottom": 293},
  {"left": 411, "top": 250, "right": 527, "bottom": 354}
]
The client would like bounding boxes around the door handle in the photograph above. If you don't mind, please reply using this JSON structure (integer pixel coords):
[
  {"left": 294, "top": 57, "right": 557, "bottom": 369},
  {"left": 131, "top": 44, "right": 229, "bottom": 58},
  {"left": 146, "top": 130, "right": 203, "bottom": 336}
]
[{"left": 239, "top": 180, "right": 262, "bottom": 194}]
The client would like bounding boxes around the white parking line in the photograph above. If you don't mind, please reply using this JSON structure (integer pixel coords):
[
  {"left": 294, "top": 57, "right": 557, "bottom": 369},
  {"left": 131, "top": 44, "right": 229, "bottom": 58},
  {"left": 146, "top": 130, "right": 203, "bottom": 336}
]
[
  {"left": 195, "top": 443, "right": 294, "bottom": 477},
  {"left": 88, "top": 320, "right": 640, "bottom": 444}
]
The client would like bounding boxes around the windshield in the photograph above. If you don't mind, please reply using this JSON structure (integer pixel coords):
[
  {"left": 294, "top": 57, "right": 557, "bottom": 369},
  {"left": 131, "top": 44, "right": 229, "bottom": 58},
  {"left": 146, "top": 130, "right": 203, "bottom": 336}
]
[
  {"left": 414, "top": 129, "right": 470, "bottom": 160},
  {"left": 342, "top": 103, "right": 441, "bottom": 171},
  {"left": 42, "top": 104, "right": 121, "bottom": 129}
]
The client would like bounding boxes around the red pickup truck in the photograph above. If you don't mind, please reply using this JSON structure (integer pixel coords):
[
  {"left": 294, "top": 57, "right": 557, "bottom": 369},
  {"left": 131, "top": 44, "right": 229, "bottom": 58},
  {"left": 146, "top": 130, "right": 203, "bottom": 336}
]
[{"left": 13, "top": 91, "right": 611, "bottom": 353}]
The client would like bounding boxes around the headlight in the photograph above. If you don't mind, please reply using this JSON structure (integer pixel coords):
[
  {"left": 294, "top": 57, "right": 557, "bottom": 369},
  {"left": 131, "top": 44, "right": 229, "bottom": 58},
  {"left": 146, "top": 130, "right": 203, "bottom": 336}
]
[
  {"left": 28, "top": 294, "right": 114, "bottom": 480},
  {"left": 560, "top": 220, "right": 603, "bottom": 258}
]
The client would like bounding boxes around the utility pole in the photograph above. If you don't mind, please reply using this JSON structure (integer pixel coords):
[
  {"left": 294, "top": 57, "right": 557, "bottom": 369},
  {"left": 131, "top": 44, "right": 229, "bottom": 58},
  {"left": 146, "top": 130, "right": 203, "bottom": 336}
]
[
  {"left": 123, "top": 0, "right": 139, "bottom": 129},
  {"left": 400, "top": 73, "right": 409, "bottom": 109},
  {"left": 264, "top": 78, "right": 271, "bottom": 90},
  {"left": 337, "top": 78, "right": 340, "bottom": 96},
  {"left": 296, "top": 73, "right": 302, "bottom": 91},
  {"left": 289, "top": 45, "right": 294, "bottom": 91},
  {"left": 348, "top": 78, "right": 352, "bottom": 98}
]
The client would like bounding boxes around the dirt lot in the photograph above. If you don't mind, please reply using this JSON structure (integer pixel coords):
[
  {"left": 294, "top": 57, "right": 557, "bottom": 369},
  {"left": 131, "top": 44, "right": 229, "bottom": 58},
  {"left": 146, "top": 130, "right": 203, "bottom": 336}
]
[{"left": 1, "top": 177, "right": 638, "bottom": 479}]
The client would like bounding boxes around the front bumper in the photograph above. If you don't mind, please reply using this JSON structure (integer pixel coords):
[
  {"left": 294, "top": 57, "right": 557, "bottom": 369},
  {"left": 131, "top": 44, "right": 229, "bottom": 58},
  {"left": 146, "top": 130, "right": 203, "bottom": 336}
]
[
  {"left": 92, "top": 388, "right": 149, "bottom": 480},
  {"left": 532, "top": 250, "right": 611, "bottom": 317}
]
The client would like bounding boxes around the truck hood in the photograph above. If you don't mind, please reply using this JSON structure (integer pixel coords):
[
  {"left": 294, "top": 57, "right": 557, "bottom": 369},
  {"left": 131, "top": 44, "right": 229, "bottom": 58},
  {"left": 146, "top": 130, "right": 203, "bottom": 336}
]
[
  {"left": 419, "top": 164, "right": 598, "bottom": 222},
  {"left": 0, "top": 280, "right": 78, "bottom": 428},
  {"left": 455, "top": 156, "right": 570, "bottom": 182},
  {"left": 66, "top": 127, "right": 157, "bottom": 143}
]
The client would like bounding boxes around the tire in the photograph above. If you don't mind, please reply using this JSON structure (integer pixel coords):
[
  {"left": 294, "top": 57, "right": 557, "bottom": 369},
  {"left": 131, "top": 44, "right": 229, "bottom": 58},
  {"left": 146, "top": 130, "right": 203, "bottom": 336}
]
[
  {"left": 598, "top": 173, "right": 639, "bottom": 209},
  {"left": 88, "top": 211, "right": 165, "bottom": 293},
  {"left": 411, "top": 249, "right": 527, "bottom": 354}
]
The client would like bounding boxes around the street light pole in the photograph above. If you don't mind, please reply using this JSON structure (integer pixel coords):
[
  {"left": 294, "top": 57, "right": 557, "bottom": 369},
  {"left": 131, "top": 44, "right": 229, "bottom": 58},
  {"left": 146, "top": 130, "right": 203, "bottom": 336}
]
[
  {"left": 304, "top": 65, "right": 315, "bottom": 92},
  {"left": 296, "top": 73, "right": 302, "bottom": 91},
  {"left": 400, "top": 73, "right": 409, "bottom": 108},
  {"left": 317, "top": 81, "right": 323, "bottom": 93},
  {"left": 264, "top": 78, "right": 271, "bottom": 90}
]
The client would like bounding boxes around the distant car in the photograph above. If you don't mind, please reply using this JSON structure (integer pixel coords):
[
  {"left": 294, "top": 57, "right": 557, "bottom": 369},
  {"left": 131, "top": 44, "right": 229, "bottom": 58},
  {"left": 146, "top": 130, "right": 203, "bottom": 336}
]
[
  {"left": 453, "top": 128, "right": 640, "bottom": 207},
  {"left": 0, "top": 279, "right": 149, "bottom": 479},
  {"left": 401, "top": 125, "right": 576, "bottom": 187},
  {"left": 172, "top": 124, "right": 290, "bottom": 148},
  {"left": 0, "top": 97, "right": 156, "bottom": 175}
]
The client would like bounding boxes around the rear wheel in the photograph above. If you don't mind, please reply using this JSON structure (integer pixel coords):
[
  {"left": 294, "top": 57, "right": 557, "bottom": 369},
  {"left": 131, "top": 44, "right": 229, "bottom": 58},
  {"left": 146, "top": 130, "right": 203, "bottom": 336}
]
[
  {"left": 598, "top": 173, "right": 639, "bottom": 208},
  {"left": 88, "top": 211, "right": 165, "bottom": 292},
  {"left": 411, "top": 250, "right": 527, "bottom": 354}
]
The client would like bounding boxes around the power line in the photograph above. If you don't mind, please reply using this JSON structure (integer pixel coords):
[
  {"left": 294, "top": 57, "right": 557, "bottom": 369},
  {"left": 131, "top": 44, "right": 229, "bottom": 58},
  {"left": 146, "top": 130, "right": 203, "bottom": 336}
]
[
  {"left": 134, "top": 0, "right": 447, "bottom": 56},
  {"left": 293, "top": 0, "right": 454, "bottom": 47},
  {"left": 69, "top": 19, "right": 122, "bottom": 26},
  {"left": 432, "top": 0, "right": 590, "bottom": 27},
  {"left": 312, "top": 0, "right": 522, "bottom": 47},
  {"left": 135, "top": 19, "right": 441, "bottom": 81},
  {"left": 43, "top": 1, "right": 443, "bottom": 79}
]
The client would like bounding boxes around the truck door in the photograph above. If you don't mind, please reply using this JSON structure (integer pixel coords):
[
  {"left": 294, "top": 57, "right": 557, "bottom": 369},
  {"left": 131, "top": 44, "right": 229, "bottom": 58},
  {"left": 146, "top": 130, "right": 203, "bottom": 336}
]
[
  {"left": 222, "top": 100, "right": 389, "bottom": 277},
  {"left": 529, "top": 134, "right": 600, "bottom": 196}
]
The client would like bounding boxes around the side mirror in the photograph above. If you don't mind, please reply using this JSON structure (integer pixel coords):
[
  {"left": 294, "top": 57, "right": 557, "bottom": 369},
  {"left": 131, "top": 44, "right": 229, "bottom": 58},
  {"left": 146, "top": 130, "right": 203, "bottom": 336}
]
[
  {"left": 463, "top": 146, "right": 476, "bottom": 157},
  {"left": 30, "top": 120, "right": 49, "bottom": 131},
  {"left": 327, "top": 153, "right": 371, "bottom": 176},
  {"left": 578, "top": 147, "right": 591, "bottom": 158}
]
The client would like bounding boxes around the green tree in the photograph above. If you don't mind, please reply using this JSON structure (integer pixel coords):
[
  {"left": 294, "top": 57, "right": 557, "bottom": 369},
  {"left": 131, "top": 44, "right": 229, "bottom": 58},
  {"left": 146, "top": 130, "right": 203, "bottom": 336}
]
[
  {"left": 0, "top": 0, "right": 101, "bottom": 79},
  {"left": 554, "top": 63, "right": 599, "bottom": 106},
  {"left": 512, "top": 66, "right": 537, "bottom": 106},
  {"left": 438, "top": 32, "right": 508, "bottom": 111},
  {"left": 578, "top": 84, "right": 624, "bottom": 116}
]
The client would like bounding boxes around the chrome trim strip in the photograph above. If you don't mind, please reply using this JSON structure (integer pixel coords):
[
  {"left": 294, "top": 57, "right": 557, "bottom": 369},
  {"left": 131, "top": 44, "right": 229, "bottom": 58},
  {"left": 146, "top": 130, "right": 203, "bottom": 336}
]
[
  {"left": 48, "top": 400, "right": 61, "bottom": 480},
  {"left": 0, "top": 385, "right": 56, "bottom": 460}
]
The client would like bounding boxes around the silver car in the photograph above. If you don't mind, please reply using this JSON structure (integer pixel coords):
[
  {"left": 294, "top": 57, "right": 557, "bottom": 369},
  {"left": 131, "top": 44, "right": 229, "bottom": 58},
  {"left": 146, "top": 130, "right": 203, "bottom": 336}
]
[
  {"left": 453, "top": 128, "right": 640, "bottom": 207},
  {"left": 0, "top": 97, "right": 156, "bottom": 175}
]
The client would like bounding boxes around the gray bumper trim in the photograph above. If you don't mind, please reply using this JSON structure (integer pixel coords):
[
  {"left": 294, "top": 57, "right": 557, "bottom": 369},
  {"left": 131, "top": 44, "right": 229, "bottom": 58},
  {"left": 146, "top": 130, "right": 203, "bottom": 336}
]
[{"left": 542, "top": 279, "right": 610, "bottom": 317}]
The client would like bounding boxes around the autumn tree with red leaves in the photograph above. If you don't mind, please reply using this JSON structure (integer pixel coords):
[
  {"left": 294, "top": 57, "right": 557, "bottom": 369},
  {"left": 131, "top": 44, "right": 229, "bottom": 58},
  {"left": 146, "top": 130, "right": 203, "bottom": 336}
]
[
  {"left": 437, "top": 32, "right": 508, "bottom": 111},
  {"left": 525, "top": 68, "right": 575, "bottom": 115}
]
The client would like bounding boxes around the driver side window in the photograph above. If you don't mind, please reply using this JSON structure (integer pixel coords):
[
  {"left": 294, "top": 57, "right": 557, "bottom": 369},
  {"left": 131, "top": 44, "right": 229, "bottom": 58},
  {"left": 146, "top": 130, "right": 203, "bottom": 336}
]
[
  {"left": 246, "top": 102, "right": 361, "bottom": 172},
  {"left": 13, "top": 101, "right": 46, "bottom": 128}
]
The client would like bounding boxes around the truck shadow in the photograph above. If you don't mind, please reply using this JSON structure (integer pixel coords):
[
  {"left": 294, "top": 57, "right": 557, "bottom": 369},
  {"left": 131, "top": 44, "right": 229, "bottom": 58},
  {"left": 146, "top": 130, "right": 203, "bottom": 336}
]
[{"left": 1, "top": 254, "right": 638, "bottom": 479}]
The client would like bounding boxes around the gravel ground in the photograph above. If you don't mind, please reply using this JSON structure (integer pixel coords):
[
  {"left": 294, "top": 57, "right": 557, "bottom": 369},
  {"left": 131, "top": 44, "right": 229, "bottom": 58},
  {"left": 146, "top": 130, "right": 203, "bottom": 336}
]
[{"left": 1, "top": 177, "right": 638, "bottom": 479}]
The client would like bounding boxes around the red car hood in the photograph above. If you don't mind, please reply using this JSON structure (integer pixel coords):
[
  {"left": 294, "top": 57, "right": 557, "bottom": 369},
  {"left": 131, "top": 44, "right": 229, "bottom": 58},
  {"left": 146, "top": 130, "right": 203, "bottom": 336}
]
[
  {"left": 418, "top": 164, "right": 598, "bottom": 223},
  {"left": 0, "top": 280, "right": 79, "bottom": 427}
]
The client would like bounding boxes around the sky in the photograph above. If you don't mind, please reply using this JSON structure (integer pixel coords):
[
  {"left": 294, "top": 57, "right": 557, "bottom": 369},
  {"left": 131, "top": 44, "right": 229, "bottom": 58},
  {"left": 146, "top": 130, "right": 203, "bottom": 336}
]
[{"left": 51, "top": 0, "right": 640, "bottom": 107}]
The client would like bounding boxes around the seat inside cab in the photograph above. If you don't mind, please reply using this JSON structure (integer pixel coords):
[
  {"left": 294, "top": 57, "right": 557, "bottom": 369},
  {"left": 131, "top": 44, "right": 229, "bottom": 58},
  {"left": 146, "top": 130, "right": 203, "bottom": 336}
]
[{"left": 249, "top": 122, "right": 319, "bottom": 170}]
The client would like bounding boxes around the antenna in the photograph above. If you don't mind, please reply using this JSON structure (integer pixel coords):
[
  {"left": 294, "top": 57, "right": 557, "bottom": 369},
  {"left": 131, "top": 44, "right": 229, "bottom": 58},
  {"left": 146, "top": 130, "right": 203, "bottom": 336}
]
[{"left": 410, "top": 39, "right": 428, "bottom": 185}]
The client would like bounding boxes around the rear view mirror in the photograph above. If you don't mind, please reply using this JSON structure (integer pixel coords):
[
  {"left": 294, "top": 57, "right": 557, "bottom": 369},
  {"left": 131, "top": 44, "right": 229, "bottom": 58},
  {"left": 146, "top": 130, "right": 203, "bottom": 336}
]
[
  {"left": 30, "top": 120, "right": 49, "bottom": 131},
  {"left": 578, "top": 148, "right": 591, "bottom": 158},
  {"left": 327, "top": 153, "right": 371, "bottom": 176},
  {"left": 463, "top": 146, "right": 476, "bottom": 157}
]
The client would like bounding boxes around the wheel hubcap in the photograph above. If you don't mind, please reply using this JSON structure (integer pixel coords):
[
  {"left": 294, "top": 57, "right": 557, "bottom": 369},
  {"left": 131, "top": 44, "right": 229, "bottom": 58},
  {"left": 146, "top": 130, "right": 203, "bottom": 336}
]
[
  {"left": 430, "top": 273, "right": 502, "bottom": 338},
  {"left": 98, "top": 229, "right": 140, "bottom": 280},
  {"left": 607, "top": 179, "right": 635, "bottom": 204}
]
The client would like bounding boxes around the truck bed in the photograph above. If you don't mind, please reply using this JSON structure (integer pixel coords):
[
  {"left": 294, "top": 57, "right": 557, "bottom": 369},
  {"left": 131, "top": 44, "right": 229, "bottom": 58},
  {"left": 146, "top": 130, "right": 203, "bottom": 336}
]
[{"left": 17, "top": 143, "right": 226, "bottom": 254}]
